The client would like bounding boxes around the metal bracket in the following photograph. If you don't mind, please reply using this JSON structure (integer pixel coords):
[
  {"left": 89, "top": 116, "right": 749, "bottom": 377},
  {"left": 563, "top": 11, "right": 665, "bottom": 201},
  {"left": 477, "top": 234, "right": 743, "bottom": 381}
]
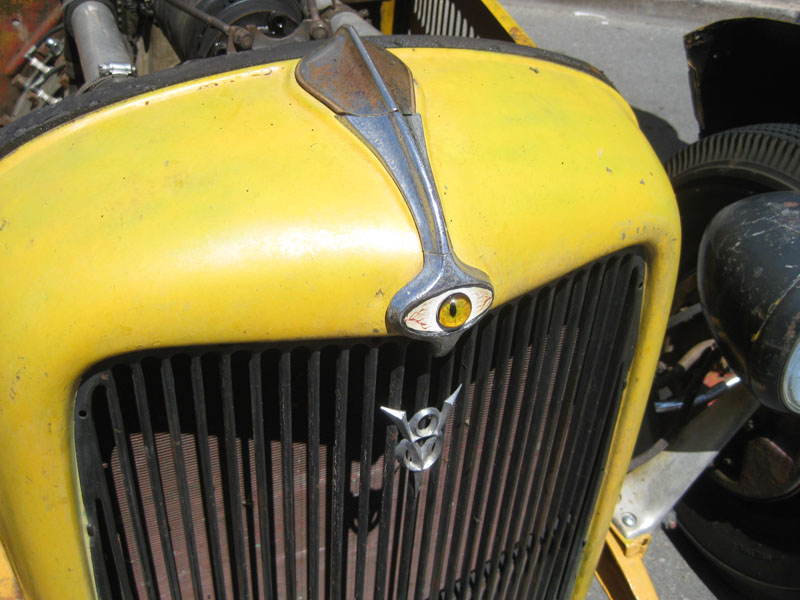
[{"left": 612, "top": 385, "right": 760, "bottom": 538}]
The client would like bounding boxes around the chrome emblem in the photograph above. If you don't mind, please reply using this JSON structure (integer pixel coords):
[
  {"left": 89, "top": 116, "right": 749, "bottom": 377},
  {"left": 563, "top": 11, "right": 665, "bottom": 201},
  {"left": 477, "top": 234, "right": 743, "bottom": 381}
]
[{"left": 380, "top": 385, "right": 460, "bottom": 472}]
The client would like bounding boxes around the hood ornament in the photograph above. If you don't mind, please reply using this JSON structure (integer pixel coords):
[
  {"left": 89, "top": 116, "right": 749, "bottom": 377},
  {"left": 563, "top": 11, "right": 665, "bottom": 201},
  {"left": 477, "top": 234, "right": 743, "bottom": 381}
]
[{"left": 296, "top": 28, "right": 493, "bottom": 355}]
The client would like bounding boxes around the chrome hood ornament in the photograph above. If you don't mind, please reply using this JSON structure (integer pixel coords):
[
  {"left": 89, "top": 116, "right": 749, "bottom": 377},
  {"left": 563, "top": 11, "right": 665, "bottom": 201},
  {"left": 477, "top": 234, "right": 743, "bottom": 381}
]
[{"left": 296, "top": 28, "right": 493, "bottom": 354}]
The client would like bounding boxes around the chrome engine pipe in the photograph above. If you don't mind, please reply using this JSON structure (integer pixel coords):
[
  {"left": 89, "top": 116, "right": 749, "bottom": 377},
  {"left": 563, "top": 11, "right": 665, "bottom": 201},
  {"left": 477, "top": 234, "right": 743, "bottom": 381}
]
[{"left": 70, "top": 1, "right": 134, "bottom": 83}]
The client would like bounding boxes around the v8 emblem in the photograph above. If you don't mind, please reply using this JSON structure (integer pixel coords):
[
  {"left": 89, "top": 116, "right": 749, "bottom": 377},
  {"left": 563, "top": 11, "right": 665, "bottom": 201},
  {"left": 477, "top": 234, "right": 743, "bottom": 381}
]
[{"left": 380, "top": 385, "right": 460, "bottom": 472}]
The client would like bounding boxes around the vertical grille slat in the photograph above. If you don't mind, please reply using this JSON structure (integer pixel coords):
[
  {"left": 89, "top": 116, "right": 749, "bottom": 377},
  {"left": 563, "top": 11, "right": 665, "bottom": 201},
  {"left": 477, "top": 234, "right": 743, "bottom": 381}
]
[
  {"left": 106, "top": 377, "right": 160, "bottom": 600},
  {"left": 483, "top": 296, "right": 537, "bottom": 598},
  {"left": 329, "top": 349, "right": 350, "bottom": 600},
  {"left": 306, "top": 350, "right": 321, "bottom": 600},
  {"left": 460, "top": 303, "right": 517, "bottom": 597},
  {"left": 412, "top": 348, "right": 455, "bottom": 600},
  {"left": 220, "top": 355, "right": 249, "bottom": 600},
  {"left": 355, "top": 348, "right": 379, "bottom": 599},
  {"left": 189, "top": 357, "right": 227, "bottom": 600},
  {"left": 250, "top": 353, "right": 274, "bottom": 600},
  {"left": 277, "top": 352, "right": 296, "bottom": 600},
  {"left": 373, "top": 344, "right": 405, "bottom": 600},
  {"left": 161, "top": 361, "right": 204, "bottom": 600},
  {"left": 132, "top": 364, "right": 182, "bottom": 600},
  {"left": 470, "top": 303, "right": 520, "bottom": 599},
  {"left": 428, "top": 328, "right": 475, "bottom": 600},
  {"left": 444, "top": 315, "right": 498, "bottom": 599},
  {"left": 76, "top": 249, "right": 646, "bottom": 600}
]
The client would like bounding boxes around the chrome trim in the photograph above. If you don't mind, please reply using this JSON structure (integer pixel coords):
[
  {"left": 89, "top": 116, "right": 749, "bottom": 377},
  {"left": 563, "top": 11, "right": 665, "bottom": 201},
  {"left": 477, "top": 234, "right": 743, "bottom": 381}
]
[{"left": 296, "top": 26, "right": 493, "bottom": 354}]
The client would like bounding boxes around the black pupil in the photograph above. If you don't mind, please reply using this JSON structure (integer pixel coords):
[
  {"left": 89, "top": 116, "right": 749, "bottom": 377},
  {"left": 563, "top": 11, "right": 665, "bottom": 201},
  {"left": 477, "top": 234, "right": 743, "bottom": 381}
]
[{"left": 449, "top": 301, "right": 457, "bottom": 317}]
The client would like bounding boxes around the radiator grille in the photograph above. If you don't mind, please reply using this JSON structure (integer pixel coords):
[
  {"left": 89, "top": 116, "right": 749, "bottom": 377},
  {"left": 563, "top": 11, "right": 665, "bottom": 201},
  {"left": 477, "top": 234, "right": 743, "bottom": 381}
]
[{"left": 75, "top": 250, "right": 645, "bottom": 599}]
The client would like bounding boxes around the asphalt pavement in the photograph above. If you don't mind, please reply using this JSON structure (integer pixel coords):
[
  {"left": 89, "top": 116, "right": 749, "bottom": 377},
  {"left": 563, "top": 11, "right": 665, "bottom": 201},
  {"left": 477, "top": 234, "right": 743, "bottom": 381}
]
[{"left": 500, "top": 2, "right": 798, "bottom": 598}]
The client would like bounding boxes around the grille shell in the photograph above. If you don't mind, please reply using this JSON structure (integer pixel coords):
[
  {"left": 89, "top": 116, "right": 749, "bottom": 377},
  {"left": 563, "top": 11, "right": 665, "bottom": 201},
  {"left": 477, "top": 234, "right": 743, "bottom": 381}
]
[{"left": 75, "top": 249, "right": 645, "bottom": 599}]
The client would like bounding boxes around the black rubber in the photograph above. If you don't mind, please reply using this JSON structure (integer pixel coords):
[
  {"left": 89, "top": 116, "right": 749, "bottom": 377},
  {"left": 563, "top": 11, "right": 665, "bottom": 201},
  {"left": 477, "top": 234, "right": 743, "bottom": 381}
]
[
  {"left": 665, "top": 122, "right": 800, "bottom": 600},
  {"left": 676, "top": 477, "right": 800, "bottom": 600},
  {"left": 665, "top": 123, "right": 800, "bottom": 276}
]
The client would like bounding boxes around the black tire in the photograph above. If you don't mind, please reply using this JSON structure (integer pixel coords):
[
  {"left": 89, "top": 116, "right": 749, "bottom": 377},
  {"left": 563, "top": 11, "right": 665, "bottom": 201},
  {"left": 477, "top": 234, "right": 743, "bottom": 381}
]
[
  {"left": 666, "top": 123, "right": 800, "bottom": 277},
  {"left": 664, "top": 123, "right": 800, "bottom": 600}
]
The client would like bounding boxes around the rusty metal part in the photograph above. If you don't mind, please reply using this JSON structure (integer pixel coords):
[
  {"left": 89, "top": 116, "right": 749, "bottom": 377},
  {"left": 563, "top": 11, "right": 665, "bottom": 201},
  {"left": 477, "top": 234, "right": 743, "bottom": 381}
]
[
  {"left": 159, "top": 0, "right": 254, "bottom": 50},
  {"left": 296, "top": 28, "right": 413, "bottom": 115},
  {"left": 712, "top": 411, "right": 800, "bottom": 500},
  {"left": 3, "top": 3, "right": 60, "bottom": 75},
  {"left": 595, "top": 526, "right": 658, "bottom": 600}
]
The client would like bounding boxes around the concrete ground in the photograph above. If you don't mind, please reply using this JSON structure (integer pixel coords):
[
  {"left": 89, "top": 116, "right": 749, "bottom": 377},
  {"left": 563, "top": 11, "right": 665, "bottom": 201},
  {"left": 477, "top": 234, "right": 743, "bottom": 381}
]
[{"left": 500, "top": 1, "right": 798, "bottom": 598}]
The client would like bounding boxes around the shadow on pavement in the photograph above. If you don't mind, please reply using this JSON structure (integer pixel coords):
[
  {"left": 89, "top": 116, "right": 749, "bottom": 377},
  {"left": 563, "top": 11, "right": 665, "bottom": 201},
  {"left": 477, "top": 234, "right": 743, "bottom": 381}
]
[
  {"left": 665, "top": 527, "right": 750, "bottom": 600},
  {"left": 633, "top": 107, "right": 689, "bottom": 162}
]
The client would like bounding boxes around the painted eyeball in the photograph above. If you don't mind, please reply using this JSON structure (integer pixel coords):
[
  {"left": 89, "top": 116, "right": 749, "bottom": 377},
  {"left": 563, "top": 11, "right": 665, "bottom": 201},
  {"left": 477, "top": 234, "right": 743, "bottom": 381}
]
[
  {"left": 437, "top": 293, "right": 471, "bottom": 329},
  {"left": 403, "top": 286, "right": 493, "bottom": 333}
]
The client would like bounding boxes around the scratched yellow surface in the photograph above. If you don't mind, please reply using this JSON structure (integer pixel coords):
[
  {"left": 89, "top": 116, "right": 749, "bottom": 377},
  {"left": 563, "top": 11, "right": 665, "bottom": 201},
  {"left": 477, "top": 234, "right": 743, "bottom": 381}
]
[{"left": 0, "top": 47, "right": 678, "bottom": 598}]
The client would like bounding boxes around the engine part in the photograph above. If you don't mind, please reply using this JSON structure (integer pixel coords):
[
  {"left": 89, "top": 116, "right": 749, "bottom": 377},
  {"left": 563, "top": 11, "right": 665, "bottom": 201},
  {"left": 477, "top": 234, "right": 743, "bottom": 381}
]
[
  {"left": 698, "top": 192, "right": 800, "bottom": 414},
  {"left": 328, "top": 10, "right": 380, "bottom": 36},
  {"left": 153, "top": 0, "right": 303, "bottom": 59},
  {"left": 69, "top": 0, "right": 134, "bottom": 82}
]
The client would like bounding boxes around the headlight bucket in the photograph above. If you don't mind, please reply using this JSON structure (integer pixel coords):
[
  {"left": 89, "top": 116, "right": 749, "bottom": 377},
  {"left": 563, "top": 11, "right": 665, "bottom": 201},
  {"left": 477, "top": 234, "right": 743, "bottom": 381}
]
[{"left": 698, "top": 191, "right": 800, "bottom": 413}]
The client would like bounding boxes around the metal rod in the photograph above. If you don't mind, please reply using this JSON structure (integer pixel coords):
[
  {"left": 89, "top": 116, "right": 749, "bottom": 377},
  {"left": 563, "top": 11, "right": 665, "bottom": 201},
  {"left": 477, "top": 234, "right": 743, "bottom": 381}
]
[{"left": 160, "top": 0, "right": 232, "bottom": 34}]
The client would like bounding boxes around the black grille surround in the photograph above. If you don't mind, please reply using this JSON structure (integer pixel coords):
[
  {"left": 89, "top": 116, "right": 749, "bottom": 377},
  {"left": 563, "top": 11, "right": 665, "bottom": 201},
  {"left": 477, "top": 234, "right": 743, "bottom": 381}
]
[{"left": 75, "top": 249, "right": 645, "bottom": 600}]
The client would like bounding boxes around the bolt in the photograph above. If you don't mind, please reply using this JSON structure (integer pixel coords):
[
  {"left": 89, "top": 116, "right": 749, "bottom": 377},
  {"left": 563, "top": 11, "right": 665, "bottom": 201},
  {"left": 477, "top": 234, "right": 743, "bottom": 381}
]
[
  {"left": 231, "top": 27, "right": 253, "bottom": 50},
  {"left": 310, "top": 21, "right": 328, "bottom": 39},
  {"left": 621, "top": 513, "right": 637, "bottom": 528}
]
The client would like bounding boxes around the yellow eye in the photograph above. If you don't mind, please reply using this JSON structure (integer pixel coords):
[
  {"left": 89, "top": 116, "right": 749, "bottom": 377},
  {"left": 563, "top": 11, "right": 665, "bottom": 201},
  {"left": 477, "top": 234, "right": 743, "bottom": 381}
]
[{"left": 437, "top": 293, "right": 472, "bottom": 329}]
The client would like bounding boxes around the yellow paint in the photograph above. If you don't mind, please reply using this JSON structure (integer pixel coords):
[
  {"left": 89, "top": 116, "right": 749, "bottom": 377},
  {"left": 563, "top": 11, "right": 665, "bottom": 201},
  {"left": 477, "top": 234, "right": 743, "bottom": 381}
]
[
  {"left": 0, "top": 47, "right": 678, "bottom": 598},
  {"left": 0, "top": 539, "right": 22, "bottom": 600},
  {"left": 380, "top": 0, "right": 396, "bottom": 34},
  {"left": 480, "top": 0, "right": 536, "bottom": 46},
  {"left": 595, "top": 527, "right": 658, "bottom": 600}
]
